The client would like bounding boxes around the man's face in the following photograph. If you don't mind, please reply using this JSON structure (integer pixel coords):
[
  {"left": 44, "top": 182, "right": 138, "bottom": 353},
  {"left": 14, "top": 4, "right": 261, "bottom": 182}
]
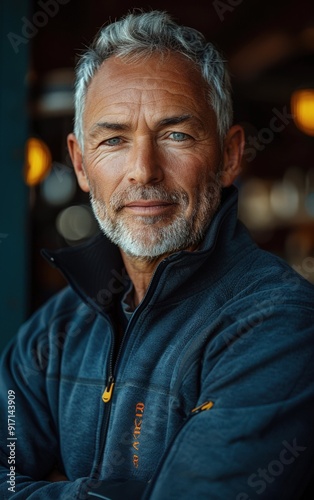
[{"left": 70, "top": 53, "right": 234, "bottom": 260}]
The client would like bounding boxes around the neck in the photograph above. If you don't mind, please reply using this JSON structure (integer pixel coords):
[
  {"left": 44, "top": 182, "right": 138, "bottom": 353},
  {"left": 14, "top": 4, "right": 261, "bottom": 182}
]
[
  {"left": 120, "top": 243, "right": 199, "bottom": 307},
  {"left": 120, "top": 251, "right": 167, "bottom": 307}
]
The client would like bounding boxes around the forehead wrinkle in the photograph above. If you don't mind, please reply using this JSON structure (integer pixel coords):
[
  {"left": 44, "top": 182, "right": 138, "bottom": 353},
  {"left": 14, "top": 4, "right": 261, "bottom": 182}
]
[{"left": 87, "top": 111, "right": 210, "bottom": 142}]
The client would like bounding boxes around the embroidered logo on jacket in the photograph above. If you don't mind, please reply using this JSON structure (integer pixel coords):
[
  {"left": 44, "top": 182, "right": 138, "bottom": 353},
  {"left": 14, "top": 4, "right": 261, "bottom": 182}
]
[{"left": 133, "top": 402, "right": 145, "bottom": 468}]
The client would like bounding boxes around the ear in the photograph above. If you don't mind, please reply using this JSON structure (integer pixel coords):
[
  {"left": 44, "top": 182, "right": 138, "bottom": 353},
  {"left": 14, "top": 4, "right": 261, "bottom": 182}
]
[
  {"left": 67, "top": 133, "right": 90, "bottom": 193},
  {"left": 220, "top": 125, "right": 245, "bottom": 187}
]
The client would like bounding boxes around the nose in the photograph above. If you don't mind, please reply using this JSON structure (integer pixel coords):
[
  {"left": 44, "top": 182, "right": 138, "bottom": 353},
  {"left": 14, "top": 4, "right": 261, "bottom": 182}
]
[{"left": 127, "top": 137, "right": 164, "bottom": 185}]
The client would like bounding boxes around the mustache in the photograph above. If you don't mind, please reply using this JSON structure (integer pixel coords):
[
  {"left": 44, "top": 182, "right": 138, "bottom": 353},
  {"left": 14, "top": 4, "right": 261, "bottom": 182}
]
[{"left": 109, "top": 185, "right": 189, "bottom": 211}]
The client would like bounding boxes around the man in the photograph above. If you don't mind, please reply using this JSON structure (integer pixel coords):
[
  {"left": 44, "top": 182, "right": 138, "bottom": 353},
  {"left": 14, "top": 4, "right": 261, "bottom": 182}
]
[{"left": 1, "top": 10, "right": 314, "bottom": 500}]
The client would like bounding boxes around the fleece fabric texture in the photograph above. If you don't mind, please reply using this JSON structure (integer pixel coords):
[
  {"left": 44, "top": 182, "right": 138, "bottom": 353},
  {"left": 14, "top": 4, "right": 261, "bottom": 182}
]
[{"left": 1, "top": 186, "right": 314, "bottom": 499}]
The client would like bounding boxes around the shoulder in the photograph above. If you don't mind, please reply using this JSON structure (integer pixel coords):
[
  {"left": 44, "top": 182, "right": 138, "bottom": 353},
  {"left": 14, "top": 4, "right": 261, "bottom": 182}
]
[
  {"left": 212, "top": 236, "right": 314, "bottom": 358},
  {"left": 234, "top": 245, "right": 314, "bottom": 309},
  {"left": 222, "top": 221, "right": 314, "bottom": 306},
  {"left": 29, "top": 286, "right": 90, "bottom": 326},
  {"left": 8, "top": 287, "right": 95, "bottom": 355}
]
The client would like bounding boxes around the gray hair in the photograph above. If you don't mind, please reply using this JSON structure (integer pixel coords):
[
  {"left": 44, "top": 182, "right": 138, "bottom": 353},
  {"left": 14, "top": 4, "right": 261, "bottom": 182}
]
[{"left": 73, "top": 10, "right": 233, "bottom": 149}]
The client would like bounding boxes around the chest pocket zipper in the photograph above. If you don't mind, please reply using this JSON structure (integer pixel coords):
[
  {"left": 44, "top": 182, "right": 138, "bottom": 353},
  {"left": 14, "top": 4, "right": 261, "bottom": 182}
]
[{"left": 191, "top": 401, "right": 214, "bottom": 414}]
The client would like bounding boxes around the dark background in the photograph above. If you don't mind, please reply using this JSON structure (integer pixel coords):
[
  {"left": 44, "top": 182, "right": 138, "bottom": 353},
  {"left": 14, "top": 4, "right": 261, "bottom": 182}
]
[{"left": 1, "top": 0, "right": 314, "bottom": 351}]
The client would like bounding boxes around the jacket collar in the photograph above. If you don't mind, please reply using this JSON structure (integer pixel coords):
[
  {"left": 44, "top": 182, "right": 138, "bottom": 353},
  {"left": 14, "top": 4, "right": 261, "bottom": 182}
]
[{"left": 42, "top": 185, "right": 239, "bottom": 314}]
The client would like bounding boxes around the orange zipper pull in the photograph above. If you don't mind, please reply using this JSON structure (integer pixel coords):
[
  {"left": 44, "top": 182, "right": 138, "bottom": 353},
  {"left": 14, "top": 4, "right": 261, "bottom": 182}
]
[
  {"left": 191, "top": 401, "right": 214, "bottom": 414},
  {"left": 102, "top": 378, "right": 115, "bottom": 403}
]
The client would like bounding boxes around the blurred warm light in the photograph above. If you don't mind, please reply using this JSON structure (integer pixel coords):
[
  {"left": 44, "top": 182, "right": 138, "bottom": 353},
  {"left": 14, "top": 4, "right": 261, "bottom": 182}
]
[
  {"left": 25, "top": 137, "right": 52, "bottom": 186},
  {"left": 238, "top": 178, "right": 273, "bottom": 229},
  {"left": 291, "top": 89, "right": 314, "bottom": 136},
  {"left": 56, "top": 205, "right": 98, "bottom": 243},
  {"left": 269, "top": 181, "right": 299, "bottom": 219}
]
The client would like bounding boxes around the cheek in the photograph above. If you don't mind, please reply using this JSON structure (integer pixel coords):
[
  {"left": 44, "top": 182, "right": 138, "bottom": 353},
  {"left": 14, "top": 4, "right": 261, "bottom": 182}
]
[
  {"left": 168, "top": 151, "right": 219, "bottom": 194},
  {"left": 84, "top": 153, "right": 126, "bottom": 198},
  {"left": 91, "top": 177, "right": 121, "bottom": 205}
]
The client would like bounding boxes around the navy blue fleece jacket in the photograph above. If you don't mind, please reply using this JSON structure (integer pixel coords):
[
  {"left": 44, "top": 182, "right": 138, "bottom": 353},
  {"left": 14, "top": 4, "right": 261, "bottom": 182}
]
[{"left": 1, "top": 186, "right": 314, "bottom": 499}]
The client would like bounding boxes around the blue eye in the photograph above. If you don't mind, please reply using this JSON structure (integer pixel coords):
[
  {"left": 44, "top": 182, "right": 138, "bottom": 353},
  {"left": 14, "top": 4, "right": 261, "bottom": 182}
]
[
  {"left": 105, "top": 137, "right": 121, "bottom": 146},
  {"left": 170, "top": 132, "right": 189, "bottom": 141}
]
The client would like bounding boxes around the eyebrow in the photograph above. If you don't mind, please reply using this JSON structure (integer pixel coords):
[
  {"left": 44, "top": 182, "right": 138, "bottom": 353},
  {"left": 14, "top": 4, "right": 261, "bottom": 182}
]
[
  {"left": 89, "top": 122, "right": 129, "bottom": 137},
  {"left": 89, "top": 114, "right": 195, "bottom": 137},
  {"left": 157, "top": 114, "right": 194, "bottom": 127}
]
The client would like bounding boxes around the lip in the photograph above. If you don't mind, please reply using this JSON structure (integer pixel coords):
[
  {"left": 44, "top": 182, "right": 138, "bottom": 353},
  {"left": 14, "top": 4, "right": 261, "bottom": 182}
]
[
  {"left": 125, "top": 200, "right": 171, "bottom": 207},
  {"left": 124, "top": 200, "right": 175, "bottom": 216}
]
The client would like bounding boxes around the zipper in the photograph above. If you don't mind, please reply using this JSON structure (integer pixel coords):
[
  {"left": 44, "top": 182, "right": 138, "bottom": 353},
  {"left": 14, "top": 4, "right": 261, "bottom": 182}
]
[
  {"left": 100, "top": 255, "right": 173, "bottom": 404},
  {"left": 94, "top": 313, "right": 128, "bottom": 476},
  {"left": 191, "top": 400, "right": 214, "bottom": 413},
  {"left": 94, "top": 258, "right": 170, "bottom": 476},
  {"left": 90, "top": 315, "right": 116, "bottom": 478},
  {"left": 102, "top": 375, "right": 115, "bottom": 403}
]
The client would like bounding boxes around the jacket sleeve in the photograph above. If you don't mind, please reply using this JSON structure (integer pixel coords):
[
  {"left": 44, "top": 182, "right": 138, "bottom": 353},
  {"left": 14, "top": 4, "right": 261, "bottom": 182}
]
[
  {"left": 0, "top": 309, "right": 93, "bottom": 499},
  {"left": 144, "top": 301, "right": 314, "bottom": 500}
]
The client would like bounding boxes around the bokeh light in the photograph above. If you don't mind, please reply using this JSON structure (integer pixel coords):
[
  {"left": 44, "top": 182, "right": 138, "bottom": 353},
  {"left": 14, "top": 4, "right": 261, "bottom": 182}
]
[
  {"left": 56, "top": 205, "right": 99, "bottom": 244},
  {"left": 269, "top": 181, "right": 299, "bottom": 219},
  {"left": 41, "top": 164, "right": 76, "bottom": 206},
  {"left": 291, "top": 89, "right": 314, "bottom": 136},
  {"left": 24, "top": 137, "right": 52, "bottom": 186}
]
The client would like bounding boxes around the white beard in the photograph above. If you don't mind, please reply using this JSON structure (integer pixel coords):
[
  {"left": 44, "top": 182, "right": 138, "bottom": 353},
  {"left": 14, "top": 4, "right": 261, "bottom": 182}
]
[{"left": 89, "top": 182, "right": 222, "bottom": 261}]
